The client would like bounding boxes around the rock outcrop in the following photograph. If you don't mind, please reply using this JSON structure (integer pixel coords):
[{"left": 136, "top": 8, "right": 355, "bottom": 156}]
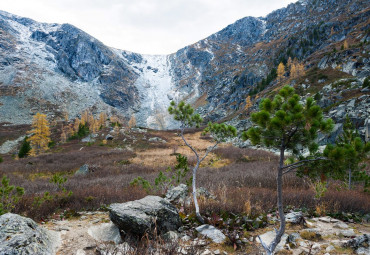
[
  {"left": 0, "top": 213, "right": 60, "bottom": 255},
  {"left": 109, "top": 196, "right": 181, "bottom": 236}
]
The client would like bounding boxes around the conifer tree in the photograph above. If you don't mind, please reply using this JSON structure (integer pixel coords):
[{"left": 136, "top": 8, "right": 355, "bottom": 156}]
[
  {"left": 128, "top": 115, "right": 136, "bottom": 129},
  {"left": 290, "top": 63, "right": 297, "bottom": 79},
  {"left": 245, "top": 95, "right": 253, "bottom": 111},
  {"left": 287, "top": 57, "right": 292, "bottom": 69},
  {"left": 28, "top": 113, "right": 51, "bottom": 156},
  {"left": 242, "top": 86, "right": 333, "bottom": 255},
  {"left": 343, "top": 40, "right": 349, "bottom": 50},
  {"left": 322, "top": 116, "right": 370, "bottom": 190},
  {"left": 99, "top": 112, "right": 107, "bottom": 127},
  {"left": 277, "top": 62, "right": 285, "bottom": 81},
  {"left": 169, "top": 101, "right": 236, "bottom": 223}
]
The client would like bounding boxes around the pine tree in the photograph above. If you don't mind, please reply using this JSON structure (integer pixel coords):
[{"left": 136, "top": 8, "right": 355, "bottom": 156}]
[
  {"left": 18, "top": 137, "right": 31, "bottom": 158},
  {"left": 277, "top": 62, "right": 285, "bottom": 81},
  {"left": 28, "top": 113, "right": 51, "bottom": 156},
  {"left": 169, "top": 101, "right": 236, "bottom": 223},
  {"left": 73, "top": 118, "right": 80, "bottom": 133},
  {"left": 323, "top": 116, "right": 370, "bottom": 190},
  {"left": 242, "top": 86, "right": 333, "bottom": 255}
]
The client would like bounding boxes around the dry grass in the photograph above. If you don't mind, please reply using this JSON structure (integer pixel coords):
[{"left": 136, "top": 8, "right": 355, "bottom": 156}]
[{"left": 0, "top": 125, "right": 369, "bottom": 221}]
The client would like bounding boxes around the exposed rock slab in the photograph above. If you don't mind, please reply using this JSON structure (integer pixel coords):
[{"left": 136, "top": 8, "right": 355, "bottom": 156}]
[
  {"left": 109, "top": 195, "right": 181, "bottom": 236},
  {"left": 195, "top": 224, "right": 226, "bottom": 244},
  {"left": 0, "top": 213, "right": 60, "bottom": 255}
]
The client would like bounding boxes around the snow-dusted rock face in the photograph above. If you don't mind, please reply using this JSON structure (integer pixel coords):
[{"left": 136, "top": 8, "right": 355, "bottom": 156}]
[{"left": 0, "top": 0, "right": 369, "bottom": 130}]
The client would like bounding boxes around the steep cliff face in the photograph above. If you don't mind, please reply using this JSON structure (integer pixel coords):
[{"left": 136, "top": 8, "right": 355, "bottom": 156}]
[{"left": 0, "top": 0, "right": 369, "bottom": 132}]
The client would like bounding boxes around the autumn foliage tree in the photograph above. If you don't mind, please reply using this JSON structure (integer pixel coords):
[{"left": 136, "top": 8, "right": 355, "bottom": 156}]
[
  {"left": 28, "top": 113, "right": 51, "bottom": 156},
  {"left": 277, "top": 62, "right": 285, "bottom": 81}
]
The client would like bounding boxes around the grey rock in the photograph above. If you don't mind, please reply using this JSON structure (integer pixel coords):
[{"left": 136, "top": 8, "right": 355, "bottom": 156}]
[
  {"left": 105, "top": 134, "right": 114, "bottom": 140},
  {"left": 285, "top": 211, "right": 305, "bottom": 224},
  {"left": 88, "top": 222, "right": 122, "bottom": 244},
  {"left": 75, "top": 164, "right": 89, "bottom": 175},
  {"left": 343, "top": 234, "right": 370, "bottom": 254},
  {"left": 165, "top": 184, "right": 188, "bottom": 204},
  {"left": 109, "top": 196, "right": 181, "bottom": 236},
  {"left": 0, "top": 213, "right": 60, "bottom": 255},
  {"left": 340, "top": 229, "right": 355, "bottom": 237},
  {"left": 257, "top": 230, "right": 288, "bottom": 252},
  {"left": 148, "top": 137, "right": 166, "bottom": 143},
  {"left": 162, "top": 231, "right": 179, "bottom": 242},
  {"left": 197, "top": 187, "right": 216, "bottom": 200},
  {"left": 0, "top": 136, "right": 25, "bottom": 154},
  {"left": 195, "top": 224, "right": 226, "bottom": 244}
]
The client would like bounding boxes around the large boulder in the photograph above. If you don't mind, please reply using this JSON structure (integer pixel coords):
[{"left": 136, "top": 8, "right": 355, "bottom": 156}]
[
  {"left": 109, "top": 196, "right": 181, "bottom": 236},
  {"left": 0, "top": 213, "right": 60, "bottom": 255}
]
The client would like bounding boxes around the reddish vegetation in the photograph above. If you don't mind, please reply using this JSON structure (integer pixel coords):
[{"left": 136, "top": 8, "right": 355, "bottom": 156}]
[{"left": 0, "top": 125, "right": 369, "bottom": 221}]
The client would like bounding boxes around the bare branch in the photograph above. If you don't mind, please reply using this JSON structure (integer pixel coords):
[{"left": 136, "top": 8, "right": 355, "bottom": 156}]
[
  {"left": 199, "top": 141, "right": 220, "bottom": 164},
  {"left": 180, "top": 126, "right": 199, "bottom": 160}
]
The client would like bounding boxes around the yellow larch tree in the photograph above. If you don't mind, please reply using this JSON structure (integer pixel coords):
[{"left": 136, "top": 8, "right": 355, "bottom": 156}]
[
  {"left": 245, "top": 95, "right": 253, "bottom": 111},
  {"left": 290, "top": 63, "right": 297, "bottom": 79},
  {"left": 73, "top": 118, "right": 80, "bottom": 133},
  {"left": 287, "top": 57, "right": 293, "bottom": 69},
  {"left": 128, "top": 115, "right": 136, "bottom": 129},
  {"left": 98, "top": 112, "right": 107, "bottom": 128},
  {"left": 28, "top": 113, "right": 51, "bottom": 156},
  {"left": 343, "top": 40, "right": 349, "bottom": 50},
  {"left": 277, "top": 62, "right": 285, "bottom": 81},
  {"left": 297, "top": 63, "right": 305, "bottom": 77}
]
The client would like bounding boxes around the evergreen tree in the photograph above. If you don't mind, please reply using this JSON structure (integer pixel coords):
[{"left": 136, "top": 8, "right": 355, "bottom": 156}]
[
  {"left": 169, "top": 101, "right": 236, "bottom": 223},
  {"left": 323, "top": 116, "right": 370, "bottom": 190},
  {"left": 242, "top": 86, "right": 333, "bottom": 255},
  {"left": 363, "top": 77, "right": 370, "bottom": 88},
  {"left": 18, "top": 136, "right": 31, "bottom": 158}
]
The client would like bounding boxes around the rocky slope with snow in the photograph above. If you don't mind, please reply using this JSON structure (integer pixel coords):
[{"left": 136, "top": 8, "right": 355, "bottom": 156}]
[{"left": 0, "top": 0, "right": 369, "bottom": 132}]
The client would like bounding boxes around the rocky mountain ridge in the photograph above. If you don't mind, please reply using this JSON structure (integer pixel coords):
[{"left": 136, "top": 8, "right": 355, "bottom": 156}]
[{"left": 0, "top": 0, "right": 369, "bottom": 132}]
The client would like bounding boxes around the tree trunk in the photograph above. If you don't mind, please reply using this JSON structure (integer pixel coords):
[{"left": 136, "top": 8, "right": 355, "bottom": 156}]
[
  {"left": 348, "top": 168, "right": 352, "bottom": 190},
  {"left": 261, "top": 144, "right": 286, "bottom": 254},
  {"left": 192, "top": 162, "right": 204, "bottom": 223}
]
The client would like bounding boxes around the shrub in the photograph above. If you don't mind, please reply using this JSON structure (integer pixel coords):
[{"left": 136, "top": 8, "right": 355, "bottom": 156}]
[{"left": 0, "top": 176, "right": 25, "bottom": 215}]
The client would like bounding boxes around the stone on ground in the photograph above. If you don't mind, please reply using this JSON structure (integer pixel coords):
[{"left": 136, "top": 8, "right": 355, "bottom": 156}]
[
  {"left": 87, "top": 222, "right": 122, "bottom": 244},
  {"left": 165, "top": 184, "right": 188, "bottom": 204},
  {"left": 195, "top": 224, "right": 226, "bottom": 244},
  {"left": 109, "top": 195, "right": 181, "bottom": 236},
  {"left": 257, "top": 230, "right": 288, "bottom": 252},
  {"left": 0, "top": 213, "right": 60, "bottom": 255},
  {"left": 286, "top": 211, "right": 305, "bottom": 224}
]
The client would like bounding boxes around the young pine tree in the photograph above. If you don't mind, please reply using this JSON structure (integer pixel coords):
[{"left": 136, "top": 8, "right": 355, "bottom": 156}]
[
  {"left": 169, "top": 101, "right": 237, "bottom": 223},
  {"left": 242, "top": 86, "right": 333, "bottom": 255},
  {"left": 323, "top": 116, "right": 370, "bottom": 190},
  {"left": 28, "top": 113, "right": 51, "bottom": 156}
]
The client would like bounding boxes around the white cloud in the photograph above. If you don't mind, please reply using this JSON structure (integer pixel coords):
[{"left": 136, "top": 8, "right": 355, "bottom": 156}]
[{"left": 0, "top": 0, "right": 296, "bottom": 54}]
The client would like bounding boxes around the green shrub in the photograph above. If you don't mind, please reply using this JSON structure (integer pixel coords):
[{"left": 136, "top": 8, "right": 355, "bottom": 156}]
[
  {"left": 18, "top": 136, "right": 31, "bottom": 158},
  {"left": 0, "top": 176, "right": 25, "bottom": 215},
  {"left": 0, "top": 157, "right": 3, "bottom": 163},
  {"left": 363, "top": 77, "right": 370, "bottom": 88}
]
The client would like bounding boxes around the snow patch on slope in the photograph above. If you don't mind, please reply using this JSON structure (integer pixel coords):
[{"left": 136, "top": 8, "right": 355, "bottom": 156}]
[{"left": 132, "top": 55, "right": 178, "bottom": 129}]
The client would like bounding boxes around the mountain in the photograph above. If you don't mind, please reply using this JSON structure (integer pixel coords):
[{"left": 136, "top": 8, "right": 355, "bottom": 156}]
[{"left": 0, "top": 0, "right": 369, "bottom": 137}]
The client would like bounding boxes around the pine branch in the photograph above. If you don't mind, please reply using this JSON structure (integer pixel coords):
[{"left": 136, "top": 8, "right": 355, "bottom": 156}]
[{"left": 282, "top": 157, "right": 327, "bottom": 175}]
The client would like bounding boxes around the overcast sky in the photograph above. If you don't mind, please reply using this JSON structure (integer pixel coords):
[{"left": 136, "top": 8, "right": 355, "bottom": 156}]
[{"left": 0, "top": 0, "right": 296, "bottom": 54}]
